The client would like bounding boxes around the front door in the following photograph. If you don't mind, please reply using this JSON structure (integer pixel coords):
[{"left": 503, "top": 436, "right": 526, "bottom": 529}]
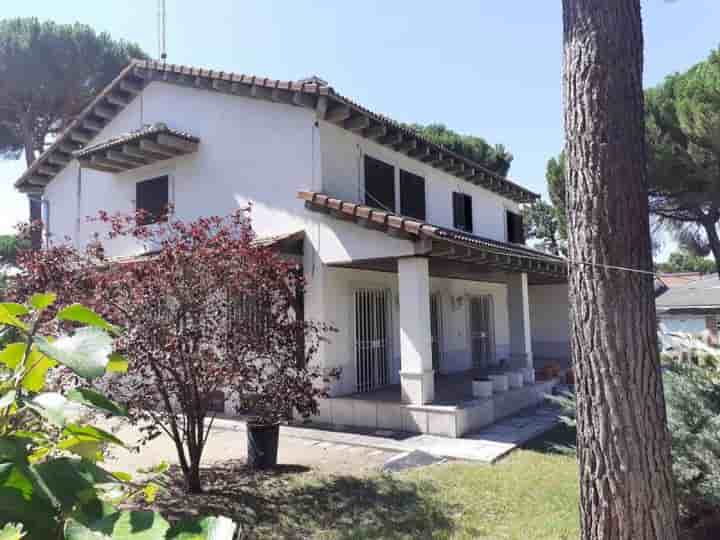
[
  {"left": 469, "top": 295, "right": 494, "bottom": 368},
  {"left": 354, "top": 288, "right": 391, "bottom": 393}
]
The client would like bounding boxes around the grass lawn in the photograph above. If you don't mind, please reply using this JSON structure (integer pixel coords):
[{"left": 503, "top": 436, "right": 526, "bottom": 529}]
[{"left": 146, "top": 425, "right": 580, "bottom": 539}]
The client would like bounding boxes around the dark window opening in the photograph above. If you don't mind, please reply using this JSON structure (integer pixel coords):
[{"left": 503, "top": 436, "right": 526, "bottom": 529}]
[
  {"left": 400, "top": 170, "right": 426, "bottom": 220},
  {"left": 506, "top": 211, "right": 525, "bottom": 244},
  {"left": 136, "top": 176, "right": 169, "bottom": 225},
  {"left": 452, "top": 192, "right": 473, "bottom": 232},
  {"left": 364, "top": 155, "right": 395, "bottom": 212}
]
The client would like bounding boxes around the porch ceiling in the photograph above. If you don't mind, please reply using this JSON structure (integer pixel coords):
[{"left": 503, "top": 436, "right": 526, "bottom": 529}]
[{"left": 299, "top": 191, "right": 567, "bottom": 285}]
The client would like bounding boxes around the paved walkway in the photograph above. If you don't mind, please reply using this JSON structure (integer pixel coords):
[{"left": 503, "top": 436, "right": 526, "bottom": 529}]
[{"left": 214, "top": 404, "right": 561, "bottom": 463}]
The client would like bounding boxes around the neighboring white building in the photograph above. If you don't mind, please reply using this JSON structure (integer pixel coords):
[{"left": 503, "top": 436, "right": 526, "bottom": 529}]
[
  {"left": 657, "top": 273, "right": 720, "bottom": 347},
  {"left": 15, "top": 60, "right": 570, "bottom": 437}
]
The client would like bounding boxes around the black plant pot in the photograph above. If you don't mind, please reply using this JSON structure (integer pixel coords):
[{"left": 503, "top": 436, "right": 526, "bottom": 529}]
[{"left": 247, "top": 421, "right": 280, "bottom": 470}]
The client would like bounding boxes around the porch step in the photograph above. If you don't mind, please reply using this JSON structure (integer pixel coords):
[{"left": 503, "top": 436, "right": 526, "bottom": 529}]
[{"left": 312, "top": 378, "right": 560, "bottom": 438}]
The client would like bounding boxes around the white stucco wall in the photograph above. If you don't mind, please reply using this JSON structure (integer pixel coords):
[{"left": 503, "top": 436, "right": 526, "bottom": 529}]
[
  {"left": 319, "top": 121, "right": 519, "bottom": 241},
  {"left": 658, "top": 314, "right": 707, "bottom": 335},
  {"left": 44, "top": 81, "right": 320, "bottom": 257},
  {"left": 529, "top": 283, "right": 570, "bottom": 362}
]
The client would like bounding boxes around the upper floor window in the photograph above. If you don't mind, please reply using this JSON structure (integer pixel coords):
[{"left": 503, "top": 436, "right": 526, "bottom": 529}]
[
  {"left": 136, "top": 175, "right": 169, "bottom": 225},
  {"left": 506, "top": 211, "right": 525, "bottom": 244},
  {"left": 364, "top": 155, "right": 395, "bottom": 212},
  {"left": 452, "top": 192, "right": 473, "bottom": 233},
  {"left": 399, "top": 170, "right": 426, "bottom": 220}
]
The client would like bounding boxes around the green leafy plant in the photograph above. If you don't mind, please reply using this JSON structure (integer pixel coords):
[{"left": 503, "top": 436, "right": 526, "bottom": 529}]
[{"left": 0, "top": 294, "right": 237, "bottom": 539}]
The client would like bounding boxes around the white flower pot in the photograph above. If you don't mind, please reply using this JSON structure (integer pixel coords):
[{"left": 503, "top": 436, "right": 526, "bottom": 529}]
[
  {"left": 488, "top": 374, "right": 509, "bottom": 393},
  {"left": 472, "top": 379, "right": 494, "bottom": 398},
  {"left": 507, "top": 372, "right": 524, "bottom": 389}
]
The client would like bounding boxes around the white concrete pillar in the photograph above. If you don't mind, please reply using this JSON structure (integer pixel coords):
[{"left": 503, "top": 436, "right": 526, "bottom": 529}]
[
  {"left": 507, "top": 272, "right": 534, "bottom": 368},
  {"left": 398, "top": 257, "right": 435, "bottom": 404}
]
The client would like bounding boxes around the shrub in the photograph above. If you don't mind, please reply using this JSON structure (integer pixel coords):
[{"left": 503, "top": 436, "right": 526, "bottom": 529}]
[
  {"left": 664, "top": 361, "right": 720, "bottom": 513},
  {"left": 10, "top": 208, "right": 336, "bottom": 493},
  {"left": 0, "top": 295, "right": 237, "bottom": 538}
]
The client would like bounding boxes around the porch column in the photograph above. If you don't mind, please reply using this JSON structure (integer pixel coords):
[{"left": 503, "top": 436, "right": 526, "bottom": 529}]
[
  {"left": 507, "top": 272, "right": 533, "bottom": 368},
  {"left": 398, "top": 257, "right": 434, "bottom": 404}
]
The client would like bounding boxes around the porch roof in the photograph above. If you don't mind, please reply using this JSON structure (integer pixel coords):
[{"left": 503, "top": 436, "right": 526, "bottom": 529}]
[{"left": 298, "top": 191, "right": 567, "bottom": 283}]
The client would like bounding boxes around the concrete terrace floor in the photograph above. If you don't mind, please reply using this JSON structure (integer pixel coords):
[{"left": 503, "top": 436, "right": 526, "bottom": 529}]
[{"left": 350, "top": 367, "right": 560, "bottom": 405}]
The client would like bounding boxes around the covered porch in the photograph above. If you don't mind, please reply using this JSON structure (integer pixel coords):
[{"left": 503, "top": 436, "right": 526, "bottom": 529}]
[{"left": 300, "top": 191, "right": 568, "bottom": 437}]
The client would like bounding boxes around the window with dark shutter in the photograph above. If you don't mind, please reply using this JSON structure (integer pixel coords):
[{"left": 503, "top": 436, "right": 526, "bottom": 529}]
[
  {"left": 506, "top": 211, "right": 525, "bottom": 244},
  {"left": 452, "top": 192, "right": 473, "bottom": 232},
  {"left": 364, "top": 156, "right": 395, "bottom": 212},
  {"left": 136, "top": 176, "right": 169, "bottom": 225},
  {"left": 399, "top": 170, "right": 426, "bottom": 220}
]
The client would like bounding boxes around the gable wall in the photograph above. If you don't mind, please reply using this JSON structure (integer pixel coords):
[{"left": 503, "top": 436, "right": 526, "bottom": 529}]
[
  {"left": 319, "top": 121, "right": 520, "bottom": 242},
  {"left": 43, "top": 81, "right": 320, "bottom": 257}
]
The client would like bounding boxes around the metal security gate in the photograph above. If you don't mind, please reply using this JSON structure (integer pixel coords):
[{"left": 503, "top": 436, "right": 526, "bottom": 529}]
[
  {"left": 469, "top": 295, "right": 494, "bottom": 368},
  {"left": 354, "top": 288, "right": 391, "bottom": 393},
  {"left": 430, "top": 293, "right": 443, "bottom": 371}
]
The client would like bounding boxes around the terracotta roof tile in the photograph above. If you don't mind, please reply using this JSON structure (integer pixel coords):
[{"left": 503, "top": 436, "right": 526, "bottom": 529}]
[{"left": 298, "top": 190, "right": 566, "bottom": 276}]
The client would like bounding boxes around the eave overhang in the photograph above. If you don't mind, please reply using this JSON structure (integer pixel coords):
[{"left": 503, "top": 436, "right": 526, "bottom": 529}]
[
  {"left": 298, "top": 191, "right": 567, "bottom": 283},
  {"left": 72, "top": 123, "right": 199, "bottom": 173},
  {"left": 17, "top": 59, "right": 538, "bottom": 203}
]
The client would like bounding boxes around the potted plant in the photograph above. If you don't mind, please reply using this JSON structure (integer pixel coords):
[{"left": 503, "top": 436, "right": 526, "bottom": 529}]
[
  {"left": 472, "top": 377, "right": 494, "bottom": 398},
  {"left": 233, "top": 272, "right": 337, "bottom": 470}
]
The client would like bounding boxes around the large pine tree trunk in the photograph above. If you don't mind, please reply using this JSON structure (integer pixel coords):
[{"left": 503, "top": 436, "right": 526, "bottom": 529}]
[{"left": 562, "top": 2, "right": 680, "bottom": 539}]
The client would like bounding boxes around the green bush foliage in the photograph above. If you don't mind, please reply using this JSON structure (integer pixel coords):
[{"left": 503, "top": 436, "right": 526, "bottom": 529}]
[
  {"left": 664, "top": 361, "right": 720, "bottom": 512},
  {"left": 0, "top": 295, "right": 237, "bottom": 539}
]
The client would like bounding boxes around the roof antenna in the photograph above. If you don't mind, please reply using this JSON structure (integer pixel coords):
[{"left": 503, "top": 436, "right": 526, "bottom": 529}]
[{"left": 157, "top": 0, "right": 167, "bottom": 61}]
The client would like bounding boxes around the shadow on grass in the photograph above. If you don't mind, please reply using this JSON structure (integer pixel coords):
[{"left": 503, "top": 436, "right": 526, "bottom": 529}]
[
  {"left": 522, "top": 424, "right": 577, "bottom": 456},
  {"left": 148, "top": 460, "right": 460, "bottom": 539}
]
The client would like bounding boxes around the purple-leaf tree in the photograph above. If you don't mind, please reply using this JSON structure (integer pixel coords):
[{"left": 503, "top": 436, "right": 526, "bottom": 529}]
[{"left": 11, "top": 208, "right": 335, "bottom": 493}]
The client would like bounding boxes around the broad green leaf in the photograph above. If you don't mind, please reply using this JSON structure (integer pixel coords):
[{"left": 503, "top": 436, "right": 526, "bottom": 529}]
[
  {"left": 63, "top": 424, "right": 125, "bottom": 448},
  {"left": 57, "top": 305, "right": 119, "bottom": 335},
  {"left": 0, "top": 303, "right": 28, "bottom": 317},
  {"left": 0, "top": 343, "right": 26, "bottom": 370},
  {"left": 65, "top": 511, "right": 170, "bottom": 540},
  {"left": 110, "top": 471, "right": 132, "bottom": 482},
  {"left": 33, "top": 457, "right": 116, "bottom": 513},
  {"left": 67, "top": 388, "right": 128, "bottom": 417},
  {"left": 35, "top": 328, "right": 113, "bottom": 380},
  {"left": 59, "top": 440, "right": 104, "bottom": 462},
  {"left": 0, "top": 522, "right": 25, "bottom": 540},
  {"left": 29, "top": 293, "right": 57, "bottom": 311},
  {"left": 142, "top": 482, "right": 159, "bottom": 504},
  {"left": 0, "top": 390, "right": 16, "bottom": 409},
  {"left": 107, "top": 353, "right": 129, "bottom": 373},
  {"left": 20, "top": 348, "right": 57, "bottom": 392},
  {"left": 170, "top": 516, "right": 238, "bottom": 540},
  {"left": 0, "top": 305, "right": 28, "bottom": 331},
  {"left": 29, "top": 392, "right": 73, "bottom": 427},
  {"left": 28, "top": 446, "right": 50, "bottom": 464},
  {"left": 0, "top": 457, "right": 58, "bottom": 539}
]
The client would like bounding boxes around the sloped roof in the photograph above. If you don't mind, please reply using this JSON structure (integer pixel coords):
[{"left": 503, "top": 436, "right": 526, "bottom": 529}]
[
  {"left": 299, "top": 191, "right": 566, "bottom": 280},
  {"left": 657, "top": 273, "right": 720, "bottom": 311},
  {"left": 16, "top": 59, "right": 538, "bottom": 203}
]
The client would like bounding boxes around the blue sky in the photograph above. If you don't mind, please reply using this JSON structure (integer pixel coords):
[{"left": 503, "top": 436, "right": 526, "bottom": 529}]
[{"left": 1, "top": 0, "right": 719, "bottom": 259}]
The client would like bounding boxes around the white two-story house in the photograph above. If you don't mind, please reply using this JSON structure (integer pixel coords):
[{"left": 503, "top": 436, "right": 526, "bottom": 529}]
[{"left": 15, "top": 60, "right": 570, "bottom": 437}]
